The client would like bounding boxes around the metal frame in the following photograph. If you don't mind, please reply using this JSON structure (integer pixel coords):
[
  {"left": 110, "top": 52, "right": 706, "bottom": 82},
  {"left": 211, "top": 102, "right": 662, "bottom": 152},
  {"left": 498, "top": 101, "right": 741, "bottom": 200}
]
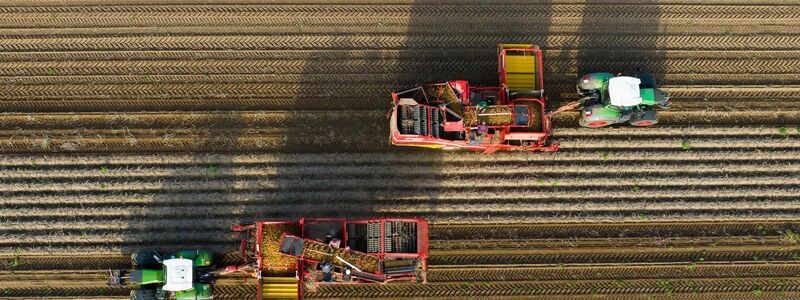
[
  {"left": 233, "top": 218, "right": 429, "bottom": 300},
  {"left": 389, "top": 44, "right": 558, "bottom": 153}
]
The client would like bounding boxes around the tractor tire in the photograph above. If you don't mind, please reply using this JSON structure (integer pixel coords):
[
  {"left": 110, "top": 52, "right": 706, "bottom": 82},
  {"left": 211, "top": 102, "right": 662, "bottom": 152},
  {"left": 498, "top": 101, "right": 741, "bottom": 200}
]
[
  {"left": 131, "top": 251, "right": 160, "bottom": 268},
  {"left": 130, "top": 289, "right": 157, "bottom": 300},
  {"left": 630, "top": 109, "right": 658, "bottom": 126}
]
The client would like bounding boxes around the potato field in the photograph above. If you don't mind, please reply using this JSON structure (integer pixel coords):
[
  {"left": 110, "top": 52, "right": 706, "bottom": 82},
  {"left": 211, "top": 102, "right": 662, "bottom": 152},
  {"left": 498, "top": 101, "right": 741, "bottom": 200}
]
[{"left": 1, "top": 0, "right": 799, "bottom": 299}]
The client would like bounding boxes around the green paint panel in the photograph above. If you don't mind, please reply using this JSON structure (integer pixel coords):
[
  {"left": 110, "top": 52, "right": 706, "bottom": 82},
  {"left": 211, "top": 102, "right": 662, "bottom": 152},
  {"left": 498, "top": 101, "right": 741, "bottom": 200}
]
[
  {"left": 597, "top": 106, "right": 622, "bottom": 117},
  {"left": 175, "top": 284, "right": 213, "bottom": 300},
  {"left": 640, "top": 88, "right": 656, "bottom": 105},
  {"left": 172, "top": 250, "right": 212, "bottom": 266},
  {"left": 136, "top": 269, "right": 164, "bottom": 285}
]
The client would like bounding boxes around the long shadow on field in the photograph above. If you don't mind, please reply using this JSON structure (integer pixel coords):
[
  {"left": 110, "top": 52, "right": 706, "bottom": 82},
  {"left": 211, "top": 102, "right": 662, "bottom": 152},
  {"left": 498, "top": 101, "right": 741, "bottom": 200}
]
[{"left": 263, "top": 2, "right": 450, "bottom": 223}]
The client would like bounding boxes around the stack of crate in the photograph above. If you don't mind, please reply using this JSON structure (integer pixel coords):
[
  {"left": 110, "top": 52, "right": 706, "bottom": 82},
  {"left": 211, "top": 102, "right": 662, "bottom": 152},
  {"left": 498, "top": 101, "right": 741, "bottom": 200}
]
[
  {"left": 385, "top": 221, "right": 417, "bottom": 253},
  {"left": 367, "top": 222, "right": 381, "bottom": 253}
]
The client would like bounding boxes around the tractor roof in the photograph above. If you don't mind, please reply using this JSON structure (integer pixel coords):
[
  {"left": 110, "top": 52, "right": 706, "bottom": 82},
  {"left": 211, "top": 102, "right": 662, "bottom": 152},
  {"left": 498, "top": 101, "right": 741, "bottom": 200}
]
[
  {"left": 608, "top": 76, "right": 643, "bottom": 107},
  {"left": 162, "top": 258, "right": 193, "bottom": 291}
]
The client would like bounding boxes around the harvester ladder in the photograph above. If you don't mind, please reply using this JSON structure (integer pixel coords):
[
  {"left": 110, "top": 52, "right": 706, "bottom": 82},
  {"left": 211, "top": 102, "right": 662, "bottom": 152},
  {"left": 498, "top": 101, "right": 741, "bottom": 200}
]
[{"left": 261, "top": 277, "right": 298, "bottom": 299}]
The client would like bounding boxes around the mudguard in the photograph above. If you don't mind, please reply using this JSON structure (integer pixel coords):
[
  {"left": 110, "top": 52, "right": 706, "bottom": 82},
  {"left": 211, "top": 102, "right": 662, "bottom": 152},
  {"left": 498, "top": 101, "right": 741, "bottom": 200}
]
[
  {"left": 174, "top": 284, "right": 213, "bottom": 300},
  {"left": 172, "top": 250, "right": 213, "bottom": 267},
  {"left": 579, "top": 105, "right": 622, "bottom": 128}
]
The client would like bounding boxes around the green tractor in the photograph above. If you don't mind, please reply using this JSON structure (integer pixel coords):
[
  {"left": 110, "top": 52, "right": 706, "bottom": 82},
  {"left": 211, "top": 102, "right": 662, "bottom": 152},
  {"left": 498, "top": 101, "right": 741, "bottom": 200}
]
[
  {"left": 109, "top": 250, "right": 214, "bottom": 300},
  {"left": 566, "top": 71, "right": 670, "bottom": 128}
]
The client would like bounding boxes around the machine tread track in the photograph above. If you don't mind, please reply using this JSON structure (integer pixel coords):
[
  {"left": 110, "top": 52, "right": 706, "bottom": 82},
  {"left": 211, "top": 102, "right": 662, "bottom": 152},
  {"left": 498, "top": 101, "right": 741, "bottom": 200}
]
[
  {"left": 305, "top": 278, "right": 800, "bottom": 298},
  {"left": 3, "top": 34, "right": 800, "bottom": 51},
  {"left": 427, "top": 264, "right": 800, "bottom": 282}
]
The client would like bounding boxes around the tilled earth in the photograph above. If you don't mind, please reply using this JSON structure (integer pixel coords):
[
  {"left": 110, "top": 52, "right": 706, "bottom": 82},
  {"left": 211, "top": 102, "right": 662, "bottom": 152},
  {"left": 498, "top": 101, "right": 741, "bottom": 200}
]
[{"left": 0, "top": 0, "right": 799, "bottom": 299}]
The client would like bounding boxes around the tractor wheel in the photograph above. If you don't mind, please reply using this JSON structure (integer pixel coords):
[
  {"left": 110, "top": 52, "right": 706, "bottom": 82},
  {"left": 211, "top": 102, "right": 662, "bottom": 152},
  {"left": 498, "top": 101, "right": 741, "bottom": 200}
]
[
  {"left": 583, "top": 120, "right": 612, "bottom": 128},
  {"left": 130, "top": 289, "right": 157, "bottom": 300},
  {"left": 131, "top": 251, "right": 160, "bottom": 267},
  {"left": 630, "top": 110, "right": 658, "bottom": 126}
]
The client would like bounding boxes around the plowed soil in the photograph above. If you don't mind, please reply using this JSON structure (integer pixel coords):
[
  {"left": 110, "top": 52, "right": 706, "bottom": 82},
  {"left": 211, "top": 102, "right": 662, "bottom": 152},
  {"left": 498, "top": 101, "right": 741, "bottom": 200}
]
[{"left": 1, "top": 0, "right": 798, "bottom": 299}]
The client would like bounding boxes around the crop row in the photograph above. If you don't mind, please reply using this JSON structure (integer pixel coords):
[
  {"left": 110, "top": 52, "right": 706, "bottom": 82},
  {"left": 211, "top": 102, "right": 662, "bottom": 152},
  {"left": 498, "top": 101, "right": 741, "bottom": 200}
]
[
  {"left": 2, "top": 150, "right": 799, "bottom": 167},
  {"left": 2, "top": 162, "right": 797, "bottom": 181},
  {"left": 2, "top": 173, "right": 799, "bottom": 191},
  {"left": 428, "top": 263, "right": 800, "bottom": 282},
  {"left": 3, "top": 200, "right": 800, "bottom": 222},
  {"left": 2, "top": 49, "right": 798, "bottom": 63},
  {"left": 0, "top": 134, "right": 795, "bottom": 153},
  {"left": 1, "top": 110, "right": 796, "bottom": 134},
  {"left": 3, "top": 59, "right": 800, "bottom": 77}
]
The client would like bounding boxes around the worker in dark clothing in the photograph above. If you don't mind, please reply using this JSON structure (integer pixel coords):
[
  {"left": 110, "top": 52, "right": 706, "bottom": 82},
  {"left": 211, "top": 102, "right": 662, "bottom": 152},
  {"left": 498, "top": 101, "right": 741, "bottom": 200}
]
[{"left": 476, "top": 121, "right": 489, "bottom": 140}]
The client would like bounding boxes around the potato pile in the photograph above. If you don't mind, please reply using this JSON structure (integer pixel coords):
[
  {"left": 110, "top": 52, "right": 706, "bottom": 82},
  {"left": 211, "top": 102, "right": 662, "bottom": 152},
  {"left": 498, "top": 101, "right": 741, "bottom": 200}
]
[
  {"left": 463, "top": 106, "right": 514, "bottom": 126},
  {"left": 260, "top": 223, "right": 300, "bottom": 268},
  {"left": 303, "top": 240, "right": 381, "bottom": 273},
  {"left": 424, "top": 85, "right": 462, "bottom": 117}
]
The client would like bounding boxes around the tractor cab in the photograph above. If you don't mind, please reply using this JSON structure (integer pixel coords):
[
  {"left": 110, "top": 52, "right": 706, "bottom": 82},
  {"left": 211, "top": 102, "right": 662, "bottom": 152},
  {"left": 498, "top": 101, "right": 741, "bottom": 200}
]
[
  {"left": 162, "top": 258, "right": 194, "bottom": 292},
  {"left": 608, "top": 76, "right": 644, "bottom": 108}
]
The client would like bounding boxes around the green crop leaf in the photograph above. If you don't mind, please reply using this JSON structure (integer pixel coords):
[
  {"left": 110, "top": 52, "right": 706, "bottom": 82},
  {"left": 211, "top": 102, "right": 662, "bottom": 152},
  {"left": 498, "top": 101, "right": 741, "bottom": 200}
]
[
  {"left": 681, "top": 139, "right": 692, "bottom": 151},
  {"left": 778, "top": 126, "right": 789, "bottom": 137}
]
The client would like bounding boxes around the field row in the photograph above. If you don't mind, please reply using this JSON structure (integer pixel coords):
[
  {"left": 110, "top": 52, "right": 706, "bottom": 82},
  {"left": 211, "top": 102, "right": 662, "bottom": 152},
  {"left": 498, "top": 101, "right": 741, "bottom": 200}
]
[
  {"left": 4, "top": 35, "right": 800, "bottom": 52},
  {"left": 428, "top": 263, "right": 800, "bottom": 282},
  {"left": 1, "top": 76, "right": 799, "bottom": 99},
  {"left": 0, "top": 270, "right": 252, "bottom": 299},
  {"left": 1, "top": 111, "right": 797, "bottom": 131},
  {"left": 0, "top": 134, "right": 796, "bottom": 152},
  {"left": 2, "top": 150, "right": 799, "bottom": 167},
  {"left": 3, "top": 58, "right": 800, "bottom": 77},
  {"left": 3, "top": 49, "right": 798, "bottom": 62},
  {"left": 306, "top": 278, "right": 800, "bottom": 298},
  {"left": 1, "top": 97, "right": 797, "bottom": 113},
  {"left": 1, "top": 82, "right": 797, "bottom": 101},
  {"left": 0, "top": 3, "right": 797, "bottom": 15},
  {"left": 2, "top": 173, "right": 800, "bottom": 192},
  {"left": 2, "top": 162, "right": 797, "bottom": 180},
  {"left": 4, "top": 220, "right": 799, "bottom": 254}
]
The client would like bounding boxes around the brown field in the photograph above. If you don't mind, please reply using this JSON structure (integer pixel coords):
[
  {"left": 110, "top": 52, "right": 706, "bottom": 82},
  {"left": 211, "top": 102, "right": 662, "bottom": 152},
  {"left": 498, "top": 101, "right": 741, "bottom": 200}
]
[{"left": 1, "top": 0, "right": 799, "bottom": 299}]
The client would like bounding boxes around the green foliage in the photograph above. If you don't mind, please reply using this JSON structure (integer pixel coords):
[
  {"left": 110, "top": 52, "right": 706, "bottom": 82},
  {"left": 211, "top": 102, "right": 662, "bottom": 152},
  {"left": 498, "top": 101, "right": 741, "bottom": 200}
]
[
  {"left": 659, "top": 280, "right": 675, "bottom": 297},
  {"left": 631, "top": 185, "right": 641, "bottom": 193},
  {"left": 46, "top": 68, "right": 58, "bottom": 76},
  {"left": 208, "top": 165, "right": 219, "bottom": 174},
  {"left": 601, "top": 152, "right": 610, "bottom": 161},
  {"left": 686, "top": 262, "right": 697, "bottom": 270},
  {"left": 29, "top": 159, "right": 37, "bottom": 168},
  {"left": 756, "top": 224, "right": 768, "bottom": 236},
  {"left": 681, "top": 139, "right": 692, "bottom": 151},
  {"left": 99, "top": 166, "right": 109, "bottom": 174},
  {"left": 781, "top": 229, "right": 800, "bottom": 244},
  {"left": 778, "top": 126, "right": 789, "bottom": 137},
  {"left": 10, "top": 248, "right": 23, "bottom": 268},
  {"left": 752, "top": 286, "right": 763, "bottom": 297},
  {"left": 612, "top": 279, "right": 626, "bottom": 288}
]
